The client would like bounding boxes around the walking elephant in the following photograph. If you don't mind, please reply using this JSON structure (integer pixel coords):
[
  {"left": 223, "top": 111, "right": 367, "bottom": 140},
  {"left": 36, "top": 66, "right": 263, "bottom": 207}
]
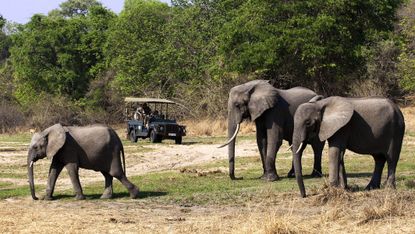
[
  {"left": 292, "top": 96, "right": 405, "bottom": 197},
  {"left": 28, "top": 124, "right": 139, "bottom": 200},
  {"left": 219, "top": 80, "right": 325, "bottom": 181}
]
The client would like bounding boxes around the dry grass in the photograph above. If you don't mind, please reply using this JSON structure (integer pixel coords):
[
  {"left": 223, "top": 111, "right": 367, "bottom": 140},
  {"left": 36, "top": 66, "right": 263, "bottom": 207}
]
[
  {"left": 182, "top": 118, "right": 255, "bottom": 136},
  {"left": 401, "top": 106, "right": 415, "bottom": 133},
  {"left": 1, "top": 180, "right": 415, "bottom": 233},
  {"left": 358, "top": 191, "right": 405, "bottom": 225},
  {"left": 310, "top": 182, "right": 353, "bottom": 206}
]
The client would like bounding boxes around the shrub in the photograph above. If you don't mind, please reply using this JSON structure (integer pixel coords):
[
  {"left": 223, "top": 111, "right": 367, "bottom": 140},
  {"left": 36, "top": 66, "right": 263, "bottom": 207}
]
[
  {"left": 26, "top": 95, "right": 81, "bottom": 129},
  {"left": 0, "top": 101, "right": 24, "bottom": 133}
]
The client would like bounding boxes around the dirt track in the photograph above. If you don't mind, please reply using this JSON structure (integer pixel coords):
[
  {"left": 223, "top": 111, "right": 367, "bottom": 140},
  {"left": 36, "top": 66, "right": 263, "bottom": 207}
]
[{"left": 0, "top": 139, "right": 260, "bottom": 189}]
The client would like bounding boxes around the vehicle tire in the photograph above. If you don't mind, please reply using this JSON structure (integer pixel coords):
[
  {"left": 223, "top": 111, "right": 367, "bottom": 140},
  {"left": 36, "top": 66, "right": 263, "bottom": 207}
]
[
  {"left": 129, "top": 130, "right": 138, "bottom": 143},
  {"left": 175, "top": 136, "right": 182, "bottom": 145},
  {"left": 150, "top": 131, "right": 159, "bottom": 143}
]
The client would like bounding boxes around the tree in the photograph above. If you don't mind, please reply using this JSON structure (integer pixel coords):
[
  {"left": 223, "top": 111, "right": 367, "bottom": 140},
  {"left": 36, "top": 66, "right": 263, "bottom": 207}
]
[
  {"left": 105, "top": 0, "right": 170, "bottom": 96},
  {"left": 216, "top": 0, "right": 403, "bottom": 95},
  {"left": 10, "top": 2, "right": 115, "bottom": 106},
  {"left": 0, "top": 15, "right": 14, "bottom": 101},
  {"left": 50, "top": 0, "right": 102, "bottom": 18},
  {"left": 398, "top": 0, "right": 415, "bottom": 94}
]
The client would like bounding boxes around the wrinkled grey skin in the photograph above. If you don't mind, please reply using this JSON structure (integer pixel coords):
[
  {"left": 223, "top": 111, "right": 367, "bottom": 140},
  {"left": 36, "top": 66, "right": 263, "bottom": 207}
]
[
  {"left": 292, "top": 96, "right": 405, "bottom": 197},
  {"left": 28, "top": 124, "right": 139, "bottom": 200},
  {"left": 222, "top": 80, "right": 325, "bottom": 181}
]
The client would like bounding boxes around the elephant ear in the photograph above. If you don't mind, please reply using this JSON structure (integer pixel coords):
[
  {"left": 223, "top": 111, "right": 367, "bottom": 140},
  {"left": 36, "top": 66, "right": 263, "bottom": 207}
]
[
  {"left": 308, "top": 95, "right": 324, "bottom": 103},
  {"left": 43, "top": 124, "right": 66, "bottom": 161},
  {"left": 319, "top": 97, "right": 354, "bottom": 141},
  {"left": 248, "top": 81, "right": 279, "bottom": 121}
]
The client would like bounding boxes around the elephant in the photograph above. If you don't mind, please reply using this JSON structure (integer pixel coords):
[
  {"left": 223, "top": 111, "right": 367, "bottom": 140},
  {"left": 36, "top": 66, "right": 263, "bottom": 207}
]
[
  {"left": 219, "top": 80, "right": 325, "bottom": 181},
  {"left": 28, "top": 124, "right": 139, "bottom": 200},
  {"left": 292, "top": 96, "right": 405, "bottom": 197}
]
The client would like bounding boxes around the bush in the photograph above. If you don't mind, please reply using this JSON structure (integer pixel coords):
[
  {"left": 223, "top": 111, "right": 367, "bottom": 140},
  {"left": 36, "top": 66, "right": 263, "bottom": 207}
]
[
  {"left": 0, "top": 101, "right": 25, "bottom": 133},
  {"left": 26, "top": 95, "right": 81, "bottom": 129},
  {"left": 348, "top": 39, "right": 402, "bottom": 98}
]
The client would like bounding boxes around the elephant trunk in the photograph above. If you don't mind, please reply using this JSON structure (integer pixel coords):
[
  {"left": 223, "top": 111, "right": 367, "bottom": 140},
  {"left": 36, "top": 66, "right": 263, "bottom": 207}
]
[
  {"left": 227, "top": 120, "right": 240, "bottom": 180},
  {"left": 27, "top": 152, "right": 38, "bottom": 200},
  {"left": 292, "top": 129, "right": 307, "bottom": 198}
]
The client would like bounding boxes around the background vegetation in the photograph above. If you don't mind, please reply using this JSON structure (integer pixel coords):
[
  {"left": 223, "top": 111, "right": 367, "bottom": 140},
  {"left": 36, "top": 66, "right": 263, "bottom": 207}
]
[{"left": 1, "top": 0, "right": 415, "bottom": 131}]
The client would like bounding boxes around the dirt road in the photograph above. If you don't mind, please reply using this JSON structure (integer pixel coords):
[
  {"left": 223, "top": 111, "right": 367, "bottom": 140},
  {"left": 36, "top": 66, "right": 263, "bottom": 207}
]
[{"left": 0, "top": 139, "right": 260, "bottom": 189}]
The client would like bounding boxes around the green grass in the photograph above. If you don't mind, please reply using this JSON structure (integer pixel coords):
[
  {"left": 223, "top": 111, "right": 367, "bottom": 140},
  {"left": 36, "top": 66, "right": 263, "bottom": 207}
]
[
  {"left": 0, "top": 186, "right": 31, "bottom": 199},
  {"left": 0, "top": 132, "right": 32, "bottom": 143}
]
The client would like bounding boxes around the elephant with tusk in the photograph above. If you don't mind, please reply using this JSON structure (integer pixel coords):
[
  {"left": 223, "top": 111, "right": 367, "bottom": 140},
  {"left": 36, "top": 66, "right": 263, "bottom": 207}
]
[
  {"left": 292, "top": 96, "right": 405, "bottom": 198},
  {"left": 219, "top": 80, "right": 325, "bottom": 181}
]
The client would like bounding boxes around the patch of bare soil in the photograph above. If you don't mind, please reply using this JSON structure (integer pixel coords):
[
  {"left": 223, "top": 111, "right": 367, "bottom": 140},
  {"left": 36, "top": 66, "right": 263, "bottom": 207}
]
[{"left": 0, "top": 139, "right": 259, "bottom": 190}]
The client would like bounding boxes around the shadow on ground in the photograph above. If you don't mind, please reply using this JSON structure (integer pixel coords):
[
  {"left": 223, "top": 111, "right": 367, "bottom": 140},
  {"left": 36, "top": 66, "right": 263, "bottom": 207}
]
[{"left": 52, "top": 191, "right": 167, "bottom": 200}]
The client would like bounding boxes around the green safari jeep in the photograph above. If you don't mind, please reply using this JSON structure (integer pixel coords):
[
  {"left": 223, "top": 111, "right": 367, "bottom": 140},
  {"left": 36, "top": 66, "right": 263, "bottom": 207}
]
[{"left": 124, "top": 97, "right": 186, "bottom": 144}]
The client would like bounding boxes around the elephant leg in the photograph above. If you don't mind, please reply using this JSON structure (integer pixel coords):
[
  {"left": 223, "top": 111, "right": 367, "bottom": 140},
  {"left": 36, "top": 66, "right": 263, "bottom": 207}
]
[
  {"left": 256, "top": 121, "right": 267, "bottom": 179},
  {"left": 384, "top": 139, "right": 402, "bottom": 189},
  {"left": 263, "top": 126, "right": 282, "bottom": 181},
  {"left": 338, "top": 149, "right": 347, "bottom": 189},
  {"left": 310, "top": 140, "right": 324, "bottom": 177},
  {"left": 65, "top": 163, "right": 85, "bottom": 200},
  {"left": 365, "top": 154, "right": 386, "bottom": 190},
  {"left": 100, "top": 172, "right": 113, "bottom": 199},
  {"left": 385, "top": 156, "right": 398, "bottom": 189},
  {"left": 328, "top": 145, "right": 342, "bottom": 187},
  {"left": 114, "top": 174, "right": 139, "bottom": 199},
  {"left": 44, "top": 162, "right": 64, "bottom": 200}
]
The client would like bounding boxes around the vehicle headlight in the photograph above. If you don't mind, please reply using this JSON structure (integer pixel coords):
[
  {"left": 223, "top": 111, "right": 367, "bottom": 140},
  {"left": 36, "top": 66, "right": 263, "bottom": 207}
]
[
  {"left": 138, "top": 126, "right": 142, "bottom": 130},
  {"left": 159, "top": 126, "right": 164, "bottom": 131}
]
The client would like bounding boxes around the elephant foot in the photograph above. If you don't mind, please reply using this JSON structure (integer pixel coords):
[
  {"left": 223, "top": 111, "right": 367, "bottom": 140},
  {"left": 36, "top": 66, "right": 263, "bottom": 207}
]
[
  {"left": 42, "top": 195, "right": 54, "bottom": 201},
  {"left": 310, "top": 170, "right": 323, "bottom": 178},
  {"left": 130, "top": 187, "right": 139, "bottom": 199},
  {"left": 75, "top": 194, "right": 86, "bottom": 200},
  {"left": 365, "top": 183, "right": 380, "bottom": 191},
  {"left": 100, "top": 193, "right": 113, "bottom": 199},
  {"left": 287, "top": 169, "right": 295, "bottom": 178},
  {"left": 262, "top": 173, "right": 279, "bottom": 182},
  {"left": 230, "top": 175, "right": 243, "bottom": 180},
  {"left": 101, "top": 187, "right": 113, "bottom": 199}
]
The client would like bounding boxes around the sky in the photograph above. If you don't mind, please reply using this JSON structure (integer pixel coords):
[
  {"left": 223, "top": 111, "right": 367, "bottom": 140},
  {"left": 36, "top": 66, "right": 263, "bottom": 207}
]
[{"left": 0, "top": 0, "right": 171, "bottom": 24}]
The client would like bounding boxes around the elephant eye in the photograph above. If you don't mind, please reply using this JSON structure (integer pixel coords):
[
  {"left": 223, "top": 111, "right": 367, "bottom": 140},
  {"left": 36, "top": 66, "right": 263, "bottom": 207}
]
[{"left": 305, "top": 120, "right": 312, "bottom": 126}]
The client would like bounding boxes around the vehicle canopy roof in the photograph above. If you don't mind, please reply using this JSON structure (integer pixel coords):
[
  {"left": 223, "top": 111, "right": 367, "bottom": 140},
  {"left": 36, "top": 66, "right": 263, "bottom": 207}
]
[{"left": 124, "top": 97, "right": 176, "bottom": 104}]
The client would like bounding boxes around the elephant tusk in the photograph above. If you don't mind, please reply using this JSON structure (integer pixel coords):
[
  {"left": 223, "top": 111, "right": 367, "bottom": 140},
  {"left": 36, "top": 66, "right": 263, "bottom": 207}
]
[
  {"left": 218, "top": 124, "right": 240, "bottom": 148},
  {"left": 295, "top": 142, "right": 304, "bottom": 154},
  {"left": 287, "top": 145, "right": 293, "bottom": 152},
  {"left": 29, "top": 161, "right": 34, "bottom": 168}
]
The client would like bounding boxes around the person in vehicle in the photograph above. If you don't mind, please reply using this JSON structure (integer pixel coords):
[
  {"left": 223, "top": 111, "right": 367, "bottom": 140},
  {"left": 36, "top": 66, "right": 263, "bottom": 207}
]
[{"left": 134, "top": 103, "right": 152, "bottom": 126}]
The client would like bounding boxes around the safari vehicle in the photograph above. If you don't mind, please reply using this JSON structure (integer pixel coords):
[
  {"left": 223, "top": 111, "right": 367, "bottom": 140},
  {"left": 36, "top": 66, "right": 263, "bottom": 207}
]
[{"left": 124, "top": 97, "right": 186, "bottom": 144}]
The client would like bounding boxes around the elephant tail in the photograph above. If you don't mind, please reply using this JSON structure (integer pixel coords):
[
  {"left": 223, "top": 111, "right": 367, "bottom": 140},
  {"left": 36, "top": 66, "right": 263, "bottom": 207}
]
[{"left": 121, "top": 145, "right": 126, "bottom": 176}]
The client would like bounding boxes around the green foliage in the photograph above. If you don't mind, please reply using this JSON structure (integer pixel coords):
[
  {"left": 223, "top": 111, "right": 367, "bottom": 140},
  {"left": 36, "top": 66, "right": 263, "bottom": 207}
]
[
  {"left": 218, "top": 0, "right": 403, "bottom": 94},
  {"left": 10, "top": 3, "right": 115, "bottom": 107},
  {"left": 57, "top": 0, "right": 102, "bottom": 17},
  {"left": 106, "top": 0, "right": 170, "bottom": 96},
  {"left": 397, "top": 0, "right": 415, "bottom": 93},
  {"left": 0, "top": 17, "right": 14, "bottom": 101},
  {"left": 0, "top": 0, "right": 411, "bottom": 126}
]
